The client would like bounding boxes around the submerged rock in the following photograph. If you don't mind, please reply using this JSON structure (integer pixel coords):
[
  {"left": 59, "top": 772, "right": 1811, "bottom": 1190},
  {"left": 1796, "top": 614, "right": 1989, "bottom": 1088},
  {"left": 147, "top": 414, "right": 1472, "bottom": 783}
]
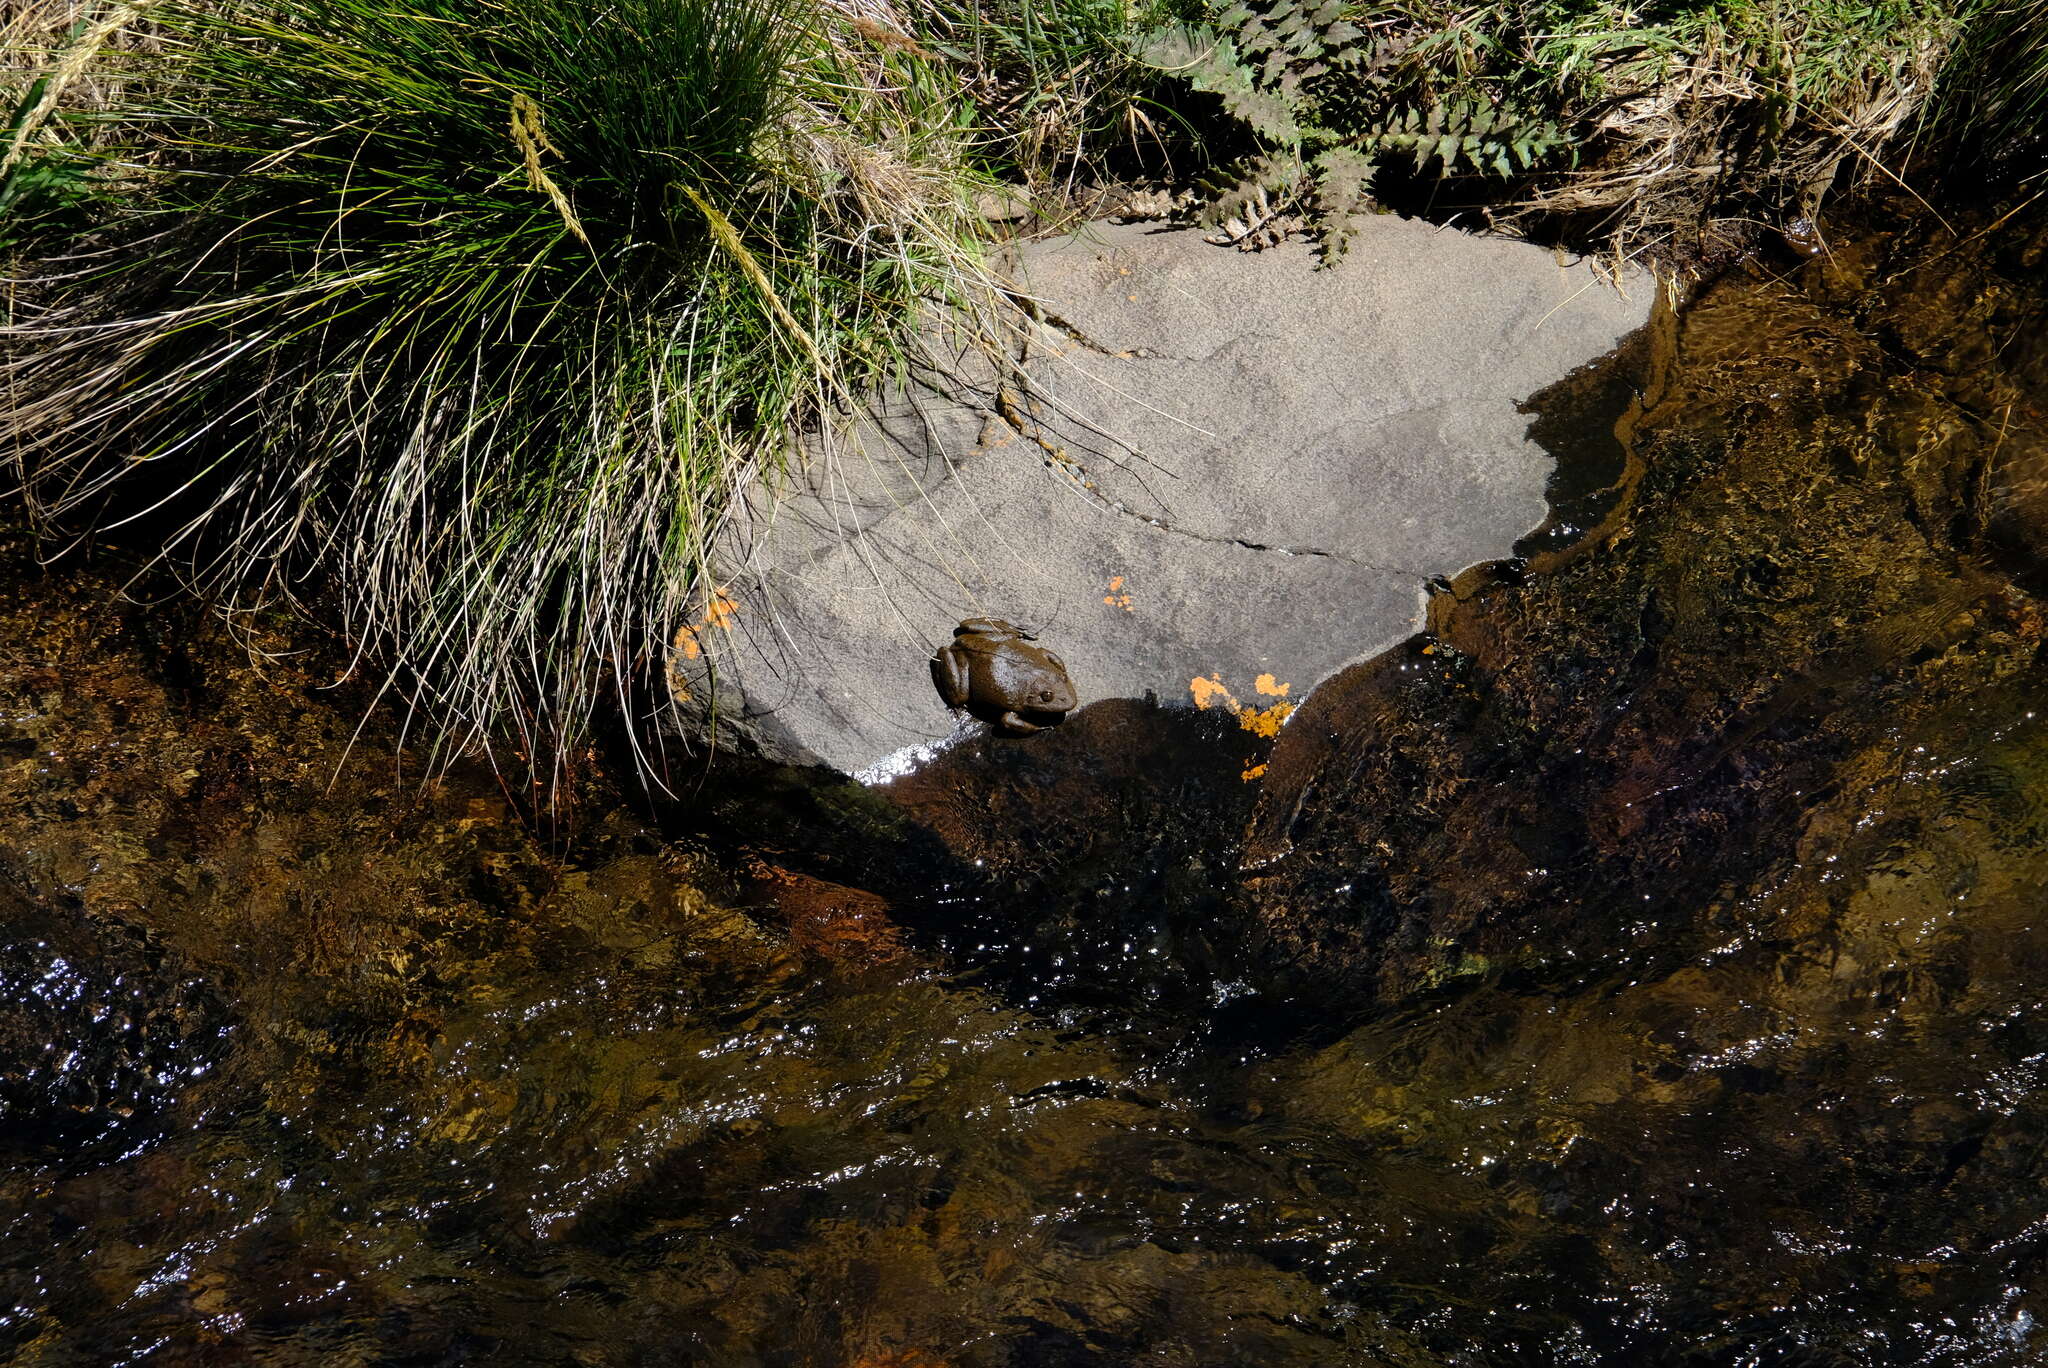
[
  {"left": 0, "top": 888, "right": 230, "bottom": 1164},
  {"left": 1205, "top": 201, "right": 2048, "bottom": 1352},
  {"left": 0, "top": 531, "right": 1335, "bottom": 1365},
  {"left": 1244, "top": 199, "right": 2048, "bottom": 1001}
]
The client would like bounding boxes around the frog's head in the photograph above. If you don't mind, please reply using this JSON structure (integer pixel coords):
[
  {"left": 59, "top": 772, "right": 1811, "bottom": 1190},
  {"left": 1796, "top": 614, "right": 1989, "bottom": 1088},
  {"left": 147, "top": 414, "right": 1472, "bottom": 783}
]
[{"left": 1018, "top": 652, "right": 1078, "bottom": 717}]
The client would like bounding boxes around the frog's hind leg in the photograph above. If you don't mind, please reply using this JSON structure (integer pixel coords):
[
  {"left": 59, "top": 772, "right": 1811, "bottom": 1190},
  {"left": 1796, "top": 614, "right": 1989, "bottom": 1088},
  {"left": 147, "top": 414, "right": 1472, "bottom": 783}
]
[{"left": 931, "top": 652, "right": 970, "bottom": 708}]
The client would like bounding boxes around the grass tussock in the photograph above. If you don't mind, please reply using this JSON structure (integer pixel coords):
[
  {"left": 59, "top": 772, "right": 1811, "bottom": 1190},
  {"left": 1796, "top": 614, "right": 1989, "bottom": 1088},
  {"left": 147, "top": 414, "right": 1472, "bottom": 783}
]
[
  {"left": 1923, "top": 0, "right": 2048, "bottom": 184},
  {"left": 2, "top": 0, "right": 999, "bottom": 774},
  {"left": 1497, "top": 0, "right": 1961, "bottom": 252},
  {"left": 915, "top": 0, "right": 1202, "bottom": 192}
]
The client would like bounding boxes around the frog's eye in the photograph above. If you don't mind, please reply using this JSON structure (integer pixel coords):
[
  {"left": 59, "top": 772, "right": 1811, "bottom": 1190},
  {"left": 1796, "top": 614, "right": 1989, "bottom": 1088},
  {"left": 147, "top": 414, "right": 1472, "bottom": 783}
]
[{"left": 1038, "top": 689, "right": 1054, "bottom": 702}]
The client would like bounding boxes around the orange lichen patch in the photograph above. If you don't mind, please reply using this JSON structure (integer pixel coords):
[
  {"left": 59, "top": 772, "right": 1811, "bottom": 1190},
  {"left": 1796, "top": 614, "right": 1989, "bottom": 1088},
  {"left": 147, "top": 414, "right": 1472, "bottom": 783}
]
[
  {"left": 1254, "top": 673, "right": 1290, "bottom": 697},
  {"left": 667, "top": 627, "right": 701, "bottom": 700},
  {"left": 701, "top": 590, "right": 738, "bottom": 631},
  {"left": 1193, "top": 674, "right": 1296, "bottom": 736},
  {"left": 1237, "top": 700, "right": 1294, "bottom": 738},
  {"left": 671, "top": 589, "right": 740, "bottom": 665},
  {"left": 1189, "top": 673, "right": 1240, "bottom": 712},
  {"left": 1102, "top": 575, "right": 1134, "bottom": 612},
  {"left": 1241, "top": 762, "right": 1267, "bottom": 782}
]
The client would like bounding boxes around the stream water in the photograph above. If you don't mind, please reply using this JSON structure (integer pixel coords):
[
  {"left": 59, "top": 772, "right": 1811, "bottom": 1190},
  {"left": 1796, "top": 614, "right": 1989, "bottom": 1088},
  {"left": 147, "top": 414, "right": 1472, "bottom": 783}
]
[{"left": 3, "top": 197, "right": 2047, "bottom": 1366}]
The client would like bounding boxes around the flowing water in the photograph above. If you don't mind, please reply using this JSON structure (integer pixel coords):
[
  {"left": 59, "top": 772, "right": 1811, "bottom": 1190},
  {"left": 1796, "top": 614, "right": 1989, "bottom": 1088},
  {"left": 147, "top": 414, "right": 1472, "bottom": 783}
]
[{"left": 4, "top": 197, "right": 2048, "bottom": 1365}]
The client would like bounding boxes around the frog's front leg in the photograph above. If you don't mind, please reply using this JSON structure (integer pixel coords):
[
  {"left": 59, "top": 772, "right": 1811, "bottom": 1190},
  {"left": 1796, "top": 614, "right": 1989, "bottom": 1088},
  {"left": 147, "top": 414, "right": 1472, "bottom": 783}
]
[
  {"left": 996, "top": 709, "right": 1045, "bottom": 735},
  {"left": 930, "top": 648, "right": 972, "bottom": 708}
]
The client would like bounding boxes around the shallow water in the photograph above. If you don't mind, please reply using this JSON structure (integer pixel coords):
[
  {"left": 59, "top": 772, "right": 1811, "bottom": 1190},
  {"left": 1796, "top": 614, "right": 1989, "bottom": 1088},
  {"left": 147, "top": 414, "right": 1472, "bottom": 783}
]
[{"left": 5, "top": 198, "right": 2048, "bottom": 1365}]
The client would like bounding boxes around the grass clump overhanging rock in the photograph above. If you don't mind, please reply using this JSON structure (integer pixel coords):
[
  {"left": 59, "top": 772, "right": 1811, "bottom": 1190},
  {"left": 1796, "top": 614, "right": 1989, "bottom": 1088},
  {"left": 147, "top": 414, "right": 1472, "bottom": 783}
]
[{"left": 1, "top": 0, "right": 998, "bottom": 776}]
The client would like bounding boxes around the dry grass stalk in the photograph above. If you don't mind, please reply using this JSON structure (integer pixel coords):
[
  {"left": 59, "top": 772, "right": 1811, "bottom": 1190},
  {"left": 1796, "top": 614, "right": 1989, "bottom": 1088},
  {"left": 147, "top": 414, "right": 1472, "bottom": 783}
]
[{"left": 2, "top": 0, "right": 165, "bottom": 138}]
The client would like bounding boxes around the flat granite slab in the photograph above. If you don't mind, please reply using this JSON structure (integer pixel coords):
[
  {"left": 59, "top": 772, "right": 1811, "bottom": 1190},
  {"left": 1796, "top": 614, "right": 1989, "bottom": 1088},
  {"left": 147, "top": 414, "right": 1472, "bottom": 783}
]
[{"left": 680, "top": 215, "right": 1654, "bottom": 776}]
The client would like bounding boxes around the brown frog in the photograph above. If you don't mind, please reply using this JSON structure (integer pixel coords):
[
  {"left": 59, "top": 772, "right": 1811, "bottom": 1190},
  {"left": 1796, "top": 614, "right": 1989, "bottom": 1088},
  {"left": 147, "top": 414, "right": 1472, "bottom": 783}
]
[
  {"left": 1779, "top": 213, "right": 1827, "bottom": 259},
  {"left": 930, "top": 618, "right": 1078, "bottom": 735}
]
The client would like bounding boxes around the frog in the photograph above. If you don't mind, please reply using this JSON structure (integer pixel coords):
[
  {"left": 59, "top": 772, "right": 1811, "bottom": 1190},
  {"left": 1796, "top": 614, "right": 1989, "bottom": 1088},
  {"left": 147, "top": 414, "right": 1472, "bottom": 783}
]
[
  {"left": 1778, "top": 214, "right": 1826, "bottom": 259},
  {"left": 929, "top": 618, "right": 1078, "bottom": 735}
]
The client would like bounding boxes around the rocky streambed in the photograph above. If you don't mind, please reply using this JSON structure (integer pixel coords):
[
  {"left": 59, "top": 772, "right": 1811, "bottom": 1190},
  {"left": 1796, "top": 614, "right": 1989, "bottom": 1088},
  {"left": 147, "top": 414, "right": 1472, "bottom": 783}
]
[{"left": 4, "top": 198, "right": 2048, "bottom": 1364}]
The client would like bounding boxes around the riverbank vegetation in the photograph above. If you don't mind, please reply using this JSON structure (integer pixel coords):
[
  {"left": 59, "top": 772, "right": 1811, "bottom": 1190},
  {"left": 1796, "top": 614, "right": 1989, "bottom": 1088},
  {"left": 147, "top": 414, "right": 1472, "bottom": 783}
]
[
  {"left": 4, "top": 0, "right": 1004, "bottom": 775},
  {"left": 2, "top": 0, "right": 2042, "bottom": 776}
]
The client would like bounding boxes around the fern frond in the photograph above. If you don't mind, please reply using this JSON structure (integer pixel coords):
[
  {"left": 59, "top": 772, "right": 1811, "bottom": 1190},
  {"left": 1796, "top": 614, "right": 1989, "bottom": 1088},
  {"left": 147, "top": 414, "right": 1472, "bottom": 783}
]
[
  {"left": 1137, "top": 24, "right": 1303, "bottom": 144},
  {"left": 1368, "top": 99, "right": 1565, "bottom": 178},
  {"left": 1198, "top": 150, "right": 1299, "bottom": 228},
  {"left": 1311, "top": 145, "right": 1375, "bottom": 258},
  {"left": 1148, "top": 6, "right": 1567, "bottom": 253}
]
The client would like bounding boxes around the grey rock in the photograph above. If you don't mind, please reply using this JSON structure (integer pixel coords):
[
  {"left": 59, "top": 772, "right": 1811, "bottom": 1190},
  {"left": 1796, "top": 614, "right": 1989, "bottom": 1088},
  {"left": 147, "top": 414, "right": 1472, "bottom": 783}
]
[{"left": 676, "top": 216, "right": 1654, "bottom": 775}]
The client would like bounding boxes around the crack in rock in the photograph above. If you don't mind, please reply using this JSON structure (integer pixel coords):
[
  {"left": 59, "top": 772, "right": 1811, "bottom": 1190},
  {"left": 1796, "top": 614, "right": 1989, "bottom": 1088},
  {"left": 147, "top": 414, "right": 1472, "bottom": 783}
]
[
  {"left": 1121, "top": 508, "right": 1438, "bottom": 578},
  {"left": 1010, "top": 298, "right": 1125, "bottom": 358},
  {"left": 1020, "top": 301, "right": 1300, "bottom": 369},
  {"left": 1004, "top": 395, "right": 1444, "bottom": 581},
  {"left": 1037, "top": 318, "right": 1291, "bottom": 368}
]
